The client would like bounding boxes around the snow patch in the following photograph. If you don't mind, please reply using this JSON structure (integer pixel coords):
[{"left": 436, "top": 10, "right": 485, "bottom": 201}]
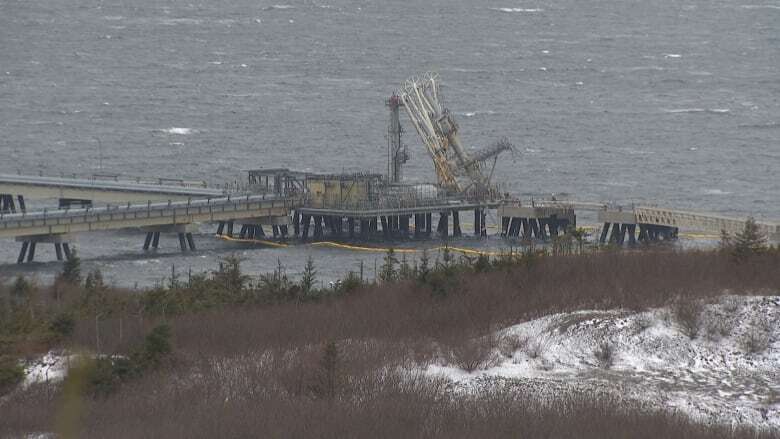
[{"left": 423, "top": 296, "right": 780, "bottom": 429}]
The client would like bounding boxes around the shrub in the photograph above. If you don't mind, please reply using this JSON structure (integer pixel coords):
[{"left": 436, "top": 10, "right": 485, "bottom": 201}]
[
  {"left": 49, "top": 312, "right": 76, "bottom": 339},
  {"left": 498, "top": 333, "right": 529, "bottom": 357},
  {"left": 632, "top": 314, "right": 654, "bottom": 334},
  {"left": 594, "top": 341, "right": 615, "bottom": 369},
  {"left": 447, "top": 336, "right": 501, "bottom": 373},
  {"left": 739, "top": 319, "right": 772, "bottom": 355},
  {"left": 701, "top": 313, "right": 733, "bottom": 342},
  {"left": 670, "top": 298, "right": 703, "bottom": 339},
  {"left": 0, "top": 355, "right": 24, "bottom": 394},
  {"left": 337, "top": 271, "right": 363, "bottom": 295},
  {"left": 523, "top": 336, "right": 549, "bottom": 360},
  {"left": 136, "top": 324, "right": 172, "bottom": 369}
]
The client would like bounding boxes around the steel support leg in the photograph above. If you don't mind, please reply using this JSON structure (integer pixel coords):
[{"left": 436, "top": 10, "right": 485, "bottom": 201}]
[
  {"left": 627, "top": 224, "right": 637, "bottom": 245},
  {"left": 152, "top": 232, "right": 160, "bottom": 249},
  {"left": 143, "top": 232, "right": 153, "bottom": 250},
  {"left": 17, "top": 242, "right": 29, "bottom": 264},
  {"left": 452, "top": 211, "right": 461, "bottom": 237},
  {"left": 63, "top": 243, "right": 72, "bottom": 260},
  {"left": 438, "top": 212, "right": 448, "bottom": 238},
  {"left": 186, "top": 233, "right": 196, "bottom": 251},
  {"left": 399, "top": 215, "right": 410, "bottom": 238},
  {"left": 600, "top": 223, "right": 610, "bottom": 243},
  {"left": 216, "top": 222, "right": 225, "bottom": 236},
  {"left": 178, "top": 233, "right": 187, "bottom": 251},
  {"left": 55, "top": 243, "right": 63, "bottom": 261},
  {"left": 27, "top": 242, "right": 36, "bottom": 262},
  {"left": 293, "top": 212, "right": 300, "bottom": 237},
  {"left": 314, "top": 216, "right": 323, "bottom": 239}
]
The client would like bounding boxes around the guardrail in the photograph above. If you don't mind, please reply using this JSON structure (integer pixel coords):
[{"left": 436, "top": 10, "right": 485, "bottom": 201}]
[
  {"left": 634, "top": 206, "right": 780, "bottom": 237},
  {"left": 0, "top": 174, "right": 224, "bottom": 197},
  {"left": 0, "top": 195, "right": 303, "bottom": 237}
]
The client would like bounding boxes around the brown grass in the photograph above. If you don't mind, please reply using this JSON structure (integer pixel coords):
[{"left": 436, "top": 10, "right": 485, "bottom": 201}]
[{"left": 2, "top": 249, "right": 779, "bottom": 438}]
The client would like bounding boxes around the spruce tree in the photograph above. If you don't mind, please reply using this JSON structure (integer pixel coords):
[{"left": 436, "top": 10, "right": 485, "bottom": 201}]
[
  {"left": 60, "top": 248, "right": 81, "bottom": 284},
  {"left": 732, "top": 218, "right": 767, "bottom": 260},
  {"left": 379, "top": 248, "right": 398, "bottom": 283},
  {"left": 301, "top": 255, "right": 317, "bottom": 295},
  {"left": 398, "top": 253, "right": 413, "bottom": 280}
]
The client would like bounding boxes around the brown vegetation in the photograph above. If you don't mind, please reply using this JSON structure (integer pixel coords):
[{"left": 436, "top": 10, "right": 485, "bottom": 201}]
[{"left": 1, "top": 248, "right": 779, "bottom": 438}]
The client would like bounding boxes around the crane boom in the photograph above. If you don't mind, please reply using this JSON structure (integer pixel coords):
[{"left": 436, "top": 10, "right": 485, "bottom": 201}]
[{"left": 398, "top": 72, "right": 510, "bottom": 195}]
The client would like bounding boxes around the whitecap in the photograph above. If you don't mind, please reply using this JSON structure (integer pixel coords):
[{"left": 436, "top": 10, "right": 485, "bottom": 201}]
[
  {"left": 740, "top": 4, "right": 780, "bottom": 9},
  {"left": 490, "top": 7, "right": 543, "bottom": 12},
  {"left": 159, "top": 18, "right": 203, "bottom": 26},
  {"left": 703, "top": 189, "right": 732, "bottom": 195},
  {"left": 208, "top": 61, "right": 223, "bottom": 65},
  {"left": 264, "top": 4, "right": 295, "bottom": 10},
  {"left": 707, "top": 108, "right": 730, "bottom": 114},
  {"left": 463, "top": 112, "right": 476, "bottom": 117},
  {"left": 163, "top": 127, "right": 192, "bottom": 135},
  {"left": 664, "top": 54, "right": 682, "bottom": 58},
  {"left": 664, "top": 108, "right": 706, "bottom": 114}
]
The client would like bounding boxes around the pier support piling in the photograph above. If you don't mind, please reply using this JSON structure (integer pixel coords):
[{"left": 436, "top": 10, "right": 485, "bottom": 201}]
[
  {"left": 17, "top": 242, "right": 29, "bottom": 264},
  {"left": 452, "top": 211, "right": 462, "bottom": 237},
  {"left": 27, "top": 242, "right": 36, "bottom": 263}
]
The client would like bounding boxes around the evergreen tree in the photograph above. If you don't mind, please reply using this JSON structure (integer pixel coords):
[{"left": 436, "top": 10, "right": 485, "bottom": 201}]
[
  {"left": 83, "top": 269, "right": 110, "bottom": 351},
  {"left": 398, "top": 254, "right": 413, "bottom": 280},
  {"left": 379, "top": 248, "right": 398, "bottom": 283},
  {"left": 300, "top": 255, "right": 317, "bottom": 295},
  {"left": 10, "top": 276, "right": 33, "bottom": 303},
  {"left": 719, "top": 229, "right": 733, "bottom": 252},
  {"left": 417, "top": 249, "right": 430, "bottom": 281},
  {"left": 441, "top": 246, "right": 453, "bottom": 267},
  {"left": 732, "top": 218, "right": 767, "bottom": 260},
  {"left": 59, "top": 248, "right": 81, "bottom": 284},
  {"left": 213, "top": 255, "right": 249, "bottom": 300}
]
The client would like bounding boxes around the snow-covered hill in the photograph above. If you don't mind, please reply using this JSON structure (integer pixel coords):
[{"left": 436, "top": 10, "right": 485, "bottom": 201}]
[{"left": 427, "top": 295, "right": 780, "bottom": 429}]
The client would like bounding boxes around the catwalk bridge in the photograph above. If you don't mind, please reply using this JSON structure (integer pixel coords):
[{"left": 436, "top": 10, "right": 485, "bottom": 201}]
[
  {"left": 0, "top": 173, "right": 223, "bottom": 207},
  {"left": 0, "top": 193, "right": 299, "bottom": 263},
  {"left": 1, "top": 173, "right": 778, "bottom": 264}
]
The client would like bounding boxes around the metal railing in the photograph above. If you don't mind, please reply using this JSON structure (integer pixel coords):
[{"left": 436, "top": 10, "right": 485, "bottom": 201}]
[{"left": 0, "top": 194, "right": 303, "bottom": 231}]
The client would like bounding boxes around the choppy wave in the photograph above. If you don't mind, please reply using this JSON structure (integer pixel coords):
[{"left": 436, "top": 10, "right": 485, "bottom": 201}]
[
  {"left": 456, "top": 110, "right": 497, "bottom": 117},
  {"left": 740, "top": 4, "right": 780, "bottom": 9},
  {"left": 738, "top": 122, "right": 780, "bottom": 129},
  {"left": 489, "top": 7, "right": 543, "bottom": 13},
  {"left": 264, "top": 4, "right": 295, "bottom": 10},
  {"left": 703, "top": 188, "right": 732, "bottom": 195},
  {"left": 162, "top": 127, "right": 192, "bottom": 135},
  {"left": 159, "top": 18, "right": 203, "bottom": 26},
  {"left": 663, "top": 108, "right": 730, "bottom": 114}
]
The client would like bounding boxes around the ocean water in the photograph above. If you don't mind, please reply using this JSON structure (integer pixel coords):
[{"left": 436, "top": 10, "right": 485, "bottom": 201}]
[{"left": 1, "top": 0, "right": 778, "bottom": 286}]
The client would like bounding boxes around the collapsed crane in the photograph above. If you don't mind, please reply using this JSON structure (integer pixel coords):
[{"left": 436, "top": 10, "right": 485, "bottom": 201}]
[{"left": 393, "top": 72, "right": 512, "bottom": 195}]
